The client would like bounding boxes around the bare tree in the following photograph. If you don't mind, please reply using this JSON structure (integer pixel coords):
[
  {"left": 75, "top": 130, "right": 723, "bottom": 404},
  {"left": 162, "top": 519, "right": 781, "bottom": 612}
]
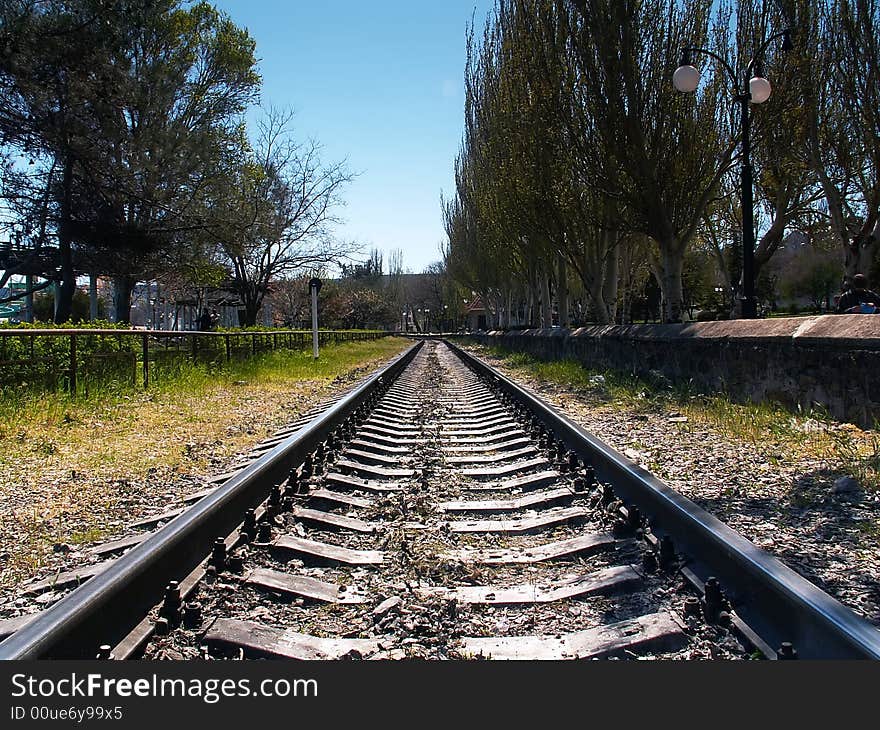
[
  {"left": 805, "top": 0, "right": 880, "bottom": 276},
  {"left": 216, "top": 108, "right": 356, "bottom": 326}
]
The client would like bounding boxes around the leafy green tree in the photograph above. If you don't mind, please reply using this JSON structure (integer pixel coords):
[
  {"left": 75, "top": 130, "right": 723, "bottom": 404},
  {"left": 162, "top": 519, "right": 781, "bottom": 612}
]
[
  {"left": 446, "top": 0, "right": 736, "bottom": 324},
  {"left": 0, "top": 0, "right": 122, "bottom": 321},
  {"left": 1, "top": 1, "right": 261, "bottom": 323},
  {"left": 563, "top": 0, "right": 732, "bottom": 323},
  {"left": 74, "top": 0, "right": 260, "bottom": 322}
]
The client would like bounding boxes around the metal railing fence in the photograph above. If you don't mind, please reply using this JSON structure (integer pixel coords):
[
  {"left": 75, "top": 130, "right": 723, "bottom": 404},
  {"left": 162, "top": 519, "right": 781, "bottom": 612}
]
[{"left": 0, "top": 328, "right": 389, "bottom": 395}]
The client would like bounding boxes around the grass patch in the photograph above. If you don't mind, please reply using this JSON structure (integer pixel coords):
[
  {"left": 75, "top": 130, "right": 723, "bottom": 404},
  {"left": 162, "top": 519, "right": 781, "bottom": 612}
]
[
  {"left": 0, "top": 337, "right": 409, "bottom": 588},
  {"left": 481, "top": 345, "right": 646, "bottom": 401},
  {"left": 0, "top": 338, "right": 406, "bottom": 435},
  {"left": 472, "top": 342, "right": 880, "bottom": 491},
  {"left": 1, "top": 337, "right": 409, "bottom": 476},
  {"left": 67, "top": 527, "right": 109, "bottom": 545}
]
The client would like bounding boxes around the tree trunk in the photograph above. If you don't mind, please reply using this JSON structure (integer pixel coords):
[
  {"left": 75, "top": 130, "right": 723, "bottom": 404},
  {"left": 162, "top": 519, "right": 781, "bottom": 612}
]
[
  {"left": 587, "top": 280, "right": 611, "bottom": 324},
  {"left": 601, "top": 239, "right": 620, "bottom": 322},
  {"left": 844, "top": 219, "right": 880, "bottom": 280},
  {"left": 620, "top": 288, "right": 631, "bottom": 324},
  {"left": 657, "top": 243, "right": 684, "bottom": 323},
  {"left": 236, "top": 282, "right": 261, "bottom": 327},
  {"left": 112, "top": 275, "right": 136, "bottom": 324},
  {"left": 753, "top": 186, "right": 792, "bottom": 280},
  {"left": 54, "top": 155, "right": 75, "bottom": 324},
  {"left": 556, "top": 253, "right": 569, "bottom": 328},
  {"left": 89, "top": 273, "right": 98, "bottom": 321},
  {"left": 243, "top": 302, "right": 260, "bottom": 327},
  {"left": 539, "top": 270, "right": 552, "bottom": 328}
]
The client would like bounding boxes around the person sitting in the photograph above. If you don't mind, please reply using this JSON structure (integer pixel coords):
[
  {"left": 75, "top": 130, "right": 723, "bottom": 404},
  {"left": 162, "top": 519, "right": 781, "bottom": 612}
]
[{"left": 837, "top": 274, "right": 880, "bottom": 313}]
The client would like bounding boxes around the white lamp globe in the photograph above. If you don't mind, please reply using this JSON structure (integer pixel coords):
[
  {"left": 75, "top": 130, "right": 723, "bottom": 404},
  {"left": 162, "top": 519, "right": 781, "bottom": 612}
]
[
  {"left": 672, "top": 64, "right": 700, "bottom": 93},
  {"left": 749, "top": 76, "right": 772, "bottom": 104}
]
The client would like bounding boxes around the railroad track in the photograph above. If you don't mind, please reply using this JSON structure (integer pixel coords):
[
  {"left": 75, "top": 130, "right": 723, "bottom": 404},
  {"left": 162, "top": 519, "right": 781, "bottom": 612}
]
[{"left": 1, "top": 339, "right": 879, "bottom": 660}]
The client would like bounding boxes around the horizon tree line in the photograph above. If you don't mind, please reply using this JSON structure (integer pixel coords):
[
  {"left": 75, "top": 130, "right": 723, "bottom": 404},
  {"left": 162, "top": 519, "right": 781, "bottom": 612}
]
[
  {"left": 443, "top": 0, "right": 880, "bottom": 325},
  {"left": 0, "top": 0, "right": 354, "bottom": 325}
]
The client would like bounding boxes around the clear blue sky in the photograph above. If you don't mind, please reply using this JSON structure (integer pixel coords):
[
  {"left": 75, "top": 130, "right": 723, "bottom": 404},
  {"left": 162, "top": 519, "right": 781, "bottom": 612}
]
[{"left": 213, "top": 0, "right": 496, "bottom": 274}]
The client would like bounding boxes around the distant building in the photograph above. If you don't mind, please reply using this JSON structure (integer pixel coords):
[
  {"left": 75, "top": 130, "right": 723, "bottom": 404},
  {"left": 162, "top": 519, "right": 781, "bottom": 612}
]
[{"left": 466, "top": 296, "right": 489, "bottom": 331}]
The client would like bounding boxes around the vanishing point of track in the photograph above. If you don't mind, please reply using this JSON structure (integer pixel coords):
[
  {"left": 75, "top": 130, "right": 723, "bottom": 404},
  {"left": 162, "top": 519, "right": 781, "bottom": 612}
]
[{"left": 1, "top": 340, "right": 879, "bottom": 660}]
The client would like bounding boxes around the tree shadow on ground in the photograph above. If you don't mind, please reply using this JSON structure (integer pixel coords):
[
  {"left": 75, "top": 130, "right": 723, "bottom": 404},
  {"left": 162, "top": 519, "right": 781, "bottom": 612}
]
[{"left": 689, "top": 465, "right": 880, "bottom": 626}]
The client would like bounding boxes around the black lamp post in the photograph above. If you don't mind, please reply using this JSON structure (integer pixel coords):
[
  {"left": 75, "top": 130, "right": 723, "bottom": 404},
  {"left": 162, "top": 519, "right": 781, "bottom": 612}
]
[{"left": 673, "top": 29, "right": 792, "bottom": 319}]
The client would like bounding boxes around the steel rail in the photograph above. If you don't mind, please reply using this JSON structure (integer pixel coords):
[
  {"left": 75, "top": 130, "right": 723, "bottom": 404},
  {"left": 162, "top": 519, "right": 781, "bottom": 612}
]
[
  {"left": 446, "top": 339, "right": 880, "bottom": 659},
  {"left": 0, "top": 341, "right": 423, "bottom": 659}
]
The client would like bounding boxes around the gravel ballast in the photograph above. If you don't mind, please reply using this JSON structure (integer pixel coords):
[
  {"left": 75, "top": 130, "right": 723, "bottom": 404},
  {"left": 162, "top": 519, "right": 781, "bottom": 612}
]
[
  {"left": 461, "top": 344, "right": 880, "bottom": 628},
  {"left": 0, "top": 341, "right": 409, "bottom": 614}
]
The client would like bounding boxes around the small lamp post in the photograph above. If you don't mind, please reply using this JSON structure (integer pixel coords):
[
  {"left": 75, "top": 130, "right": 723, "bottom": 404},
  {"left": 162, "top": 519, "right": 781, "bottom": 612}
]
[
  {"left": 309, "top": 277, "right": 322, "bottom": 359},
  {"left": 713, "top": 285, "right": 725, "bottom": 313},
  {"left": 673, "top": 29, "right": 792, "bottom": 319}
]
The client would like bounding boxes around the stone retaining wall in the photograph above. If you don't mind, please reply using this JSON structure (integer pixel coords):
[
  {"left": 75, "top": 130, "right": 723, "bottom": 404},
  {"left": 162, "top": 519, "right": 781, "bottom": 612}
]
[{"left": 467, "top": 316, "right": 880, "bottom": 427}]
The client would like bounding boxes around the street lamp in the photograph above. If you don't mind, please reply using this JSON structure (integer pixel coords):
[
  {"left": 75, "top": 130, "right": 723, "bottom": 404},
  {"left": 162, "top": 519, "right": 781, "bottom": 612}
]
[{"left": 673, "top": 29, "right": 792, "bottom": 319}]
